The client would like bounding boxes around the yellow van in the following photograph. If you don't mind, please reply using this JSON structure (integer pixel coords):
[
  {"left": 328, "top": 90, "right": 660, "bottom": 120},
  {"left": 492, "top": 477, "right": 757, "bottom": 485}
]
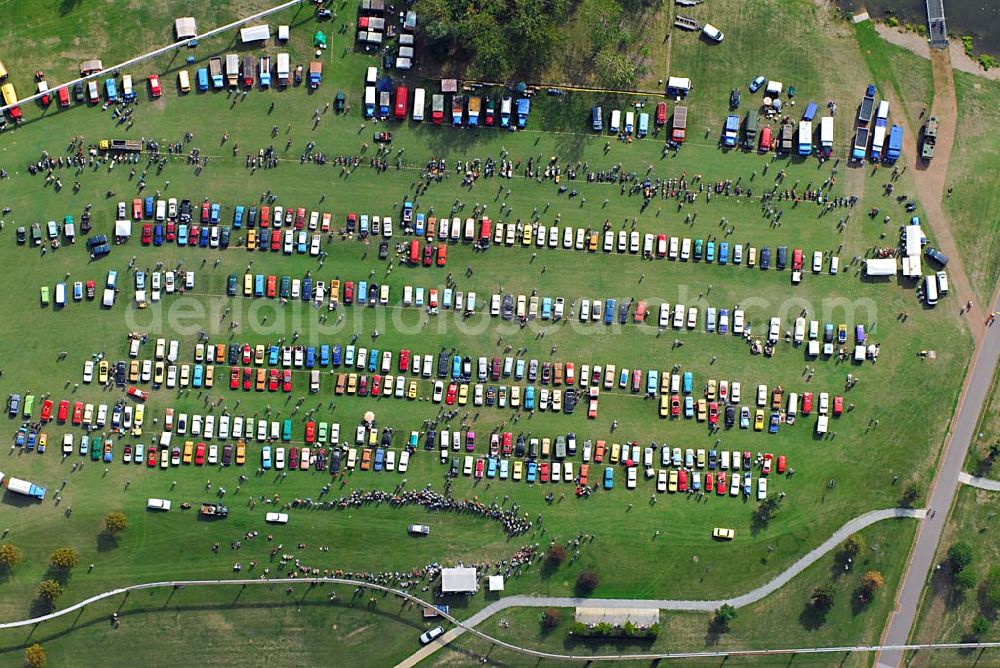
[
  {"left": 0, "top": 58, "right": 8, "bottom": 80},
  {"left": 178, "top": 70, "right": 190, "bottom": 93}
]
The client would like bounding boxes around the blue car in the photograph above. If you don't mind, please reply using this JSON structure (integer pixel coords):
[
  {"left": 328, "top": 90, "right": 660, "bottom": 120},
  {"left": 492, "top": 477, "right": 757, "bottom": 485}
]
[
  {"left": 684, "top": 396, "right": 694, "bottom": 418},
  {"left": 210, "top": 203, "right": 220, "bottom": 224},
  {"left": 646, "top": 370, "right": 659, "bottom": 395},
  {"left": 261, "top": 446, "right": 272, "bottom": 469},
  {"left": 259, "top": 228, "right": 270, "bottom": 249},
  {"left": 515, "top": 359, "right": 525, "bottom": 380},
  {"left": 368, "top": 348, "right": 379, "bottom": 372},
  {"left": 358, "top": 281, "right": 368, "bottom": 303},
  {"left": 255, "top": 275, "right": 265, "bottom": 297},
  {"left": 541, "top": 297, "right": 552, "bottom": 319},
  {"left": 143, "top": 197, "right": 154, "bottom": 218},
  {"left": 233, "top": 206, "right": 245, "bottom": 228},
  {"left": 526, "top": 461, "right": 538, "bottom": 483},
  {"left": 604, "top": 298, "right": 616, "bottom": 325},
  {"left": 332, "top": 344, "right": 342, "bottom": 367},
  {"left": 708, "top": 450, "right": 717, "bottom": 469},
  {"left": 706, "top": 241, "right": 715, "bottom": 263},
  {"left": 153, "top": 224, "right": 164, "bottom": 245},
  {"left": 718, "top": 309, "right": 730, "bottom": 334},
  {"left": 305, "top": 347, "right": 316, "bottom": 368},
  {"left": 683, "top": 372, "right": 693, "bottom": 394},
  {"left": 192, "top": 364, "right": 204, "bottom": 388},
  {"left": 296, "top": 234, "right": 307, "bottom": 254},
  {"left": 749, "top": 76, "right": 766, "bottom": 93},
  {"left": 524, "top": 386, "right": 536, "bottom": 410},
  {"left": 267, "top": 345, "right": 278, "bottom": 365},
  {"left": 414, "top": 213, "right": 425, "bottom": 236},
  {"left": 199, "top": 226, "right": 209, "bottom": 247},
  {"left": 374, "top": 448, "right": 384, "bottom": 471},
  {"left": 177, "top": 224, "right": 188, "bottom": 245},
  {"left": 769, "top": 412, "right": 780, "bottom": 433},
  {"left": 603, "top": 467, "right": 615, "bottom": 489},
  {"left": 302, "top": 278, "right": 312, "bottom": 301},
  {"left": 487, "top": 457, "right": 497, "bottom": 478},
  {"left": 452, "top": 355, "right": 462, "bottom": 379},
  {"left": 719, "top": 242, "right": 729, "bottom": 265},
  {"left": 320, "top": 344, "right": 330, "bottom": 367}
]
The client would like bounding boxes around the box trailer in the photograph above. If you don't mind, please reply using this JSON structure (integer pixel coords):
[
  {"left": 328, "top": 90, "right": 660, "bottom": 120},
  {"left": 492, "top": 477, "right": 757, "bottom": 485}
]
[
  {"left": 671, "top": 106, "right": 687, "bottom": 142},
  {"left": 412, "top": 87, "right": 425, "bottom": 121},
  {"left": 225, "top": 54, "right": 240, "bottom": 87},
  {"left": 885, "top": 124, "right": 903, "bottom": 164},
  {"left": 0, "top": 472, "right": 46, "bottom": 500},
  {"left": 797, "top": 120, "right": 812, "bottom": 156},
  {"left": 858, "top": 84, "right": 876, "bottom": 124},
  {"left": 743, "top": 111, "right": 758, "bottom": 147},
  {"left": 819, "top": 116, "right": 834, "bottom": 156},
  {"left": 364, "top": 86, "right": 376, "bottom": 118},
  {"left": 308, "top": 61, "right": 322, "bottom": 89},
  {"left": 467, "top": 96, "right": 481, "bottom": 126},
  {"left": 779, "top": 121, "right": 795, "bottom": 153},
  {"left": 209, "top": 57, "right": 224, "bottom": 89},
  {"left": 431, "top": 93, "right": 444, "bottom": 124},
  {"left": 852, "top": 127, "right": 870, "bottom": 161},
  {"left": 276, "top": 53, "right": 290, "bottom": 86}
]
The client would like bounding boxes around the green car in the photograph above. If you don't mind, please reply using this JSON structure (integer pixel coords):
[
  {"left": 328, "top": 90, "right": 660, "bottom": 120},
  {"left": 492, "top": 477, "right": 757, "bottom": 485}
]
[
  {"left": 281, "top": 419, "right": 293, "bottom": 442},
  {"left": 694, "top": 238, "right": 704, "bottom": 261},
  {"left": 90, "top": 436, "right": 103, "bottom": 460},
  {"left": 22, "top": 394, "right": 34, "bottom": 419},
  {"left": 318, "top": 421, "right": 329, "bottom": 444},
  {"left": 279, "top": 276, "right": 291, "bottom": 299}
]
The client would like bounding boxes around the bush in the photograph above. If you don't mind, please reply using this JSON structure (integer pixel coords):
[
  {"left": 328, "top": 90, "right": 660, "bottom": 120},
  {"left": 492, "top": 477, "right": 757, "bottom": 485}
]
[
  {"left": 948, "top": 542, "right": 974, "bottom": 572},
  {"left": 541, "top": 608, "right": 562, "bottom": 629},
  {"left": 842, "top": 534, "right": 865, "bottom": 558},
  {"left": 954, "top": 568, "right": 977, "bottom": 591},
  {"left": 859, "top": 570, "right": 885, "bottom": 602},
  {"left": 984, "top": 565, "right": 1000, "bottom": 609},
  {"left": 37, "top": 580, "right": 63, "bottom": 604},
  {"left": 24, "top": 643, "right": 46, "bottom": 668},
  {"left": 104, "top": 511, "right": 128, "bottom": 535},
  {"left": 0, "top": 543, "right": 23, "bottom": 570},
  {"left": 900, "top": 483, "right": 920, "bottom": 508},
  {"left": 972, "top": 615, "right": 991, "bottom": 638},
  {"left": 811, "top": 584, "right": 836, "bottom": 612},
  {"left": 576, "top": 570, "right": 599, "bottom": 594},
  {"left": 962, "top": 35, "right": 975, "bottom": 57},
  {"left": 546, "top": 544, "right": 567, "bottom": 565},
  {"left": 49, "top": 547, "right": 78, "bottom": 570},
  {"left": 712, "top": 604, "right": 737, "bottom": 632}
]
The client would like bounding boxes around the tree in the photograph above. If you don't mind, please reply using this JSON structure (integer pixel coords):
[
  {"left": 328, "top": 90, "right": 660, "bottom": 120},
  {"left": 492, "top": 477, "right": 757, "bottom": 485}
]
[
  {"left": 37, "top": 580, "right": 63, "bottom": 604},
  {"left": 541, "top": 607, "right": 562, "bottom": 629},
  {"left": 0, "top": 543, "right": 23, "bottom": 570},
  {"left": 810, "top": 584, "right": 836, "bottom": 612},
  {"left": 754, "top": 496, "right": 782, "bottom": 525},
  {"left": 984, "top": 565, "right": 1000, "bottom": 609},
  {"left": 104, "top": 511, "right": 128, "bottom": 535},
  {"left": 842, "top": 534, "right": 865, "bottom": 558},
  {"left": 49, "top": 547, "right": 78, "bottom": 570},
  {"left": 947, "top": 542, "right": 974, "bottom": 572},
  {"left": 712, "top": 604, "right": 737, "bottom": 632},
  {"left": 954, "top": 568, "right": 977, "bottom": 591},
  {"left": 576, "top": 570, "right": 600, "bottom": 594},
  {"left": 860, "top": 570, "right": 885, "bottom": 598},
  {"left": 546, "top": 544, "right": 567, "bottom": 565},
  {"left": 900, "top": 483, "right": 920, "bottom": 508},
  {"left": 595, "top": 48, "right": 637, "bottom": 90},
  {"left": 24, "top": 643, "right": 46, "bottom": 668},
  {"left": 972, "top": 615, "right": 991, "bottom": 638}
]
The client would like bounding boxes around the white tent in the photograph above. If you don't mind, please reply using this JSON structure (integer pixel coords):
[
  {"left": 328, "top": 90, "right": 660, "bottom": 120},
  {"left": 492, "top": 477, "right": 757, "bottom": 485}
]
[
  {"left": 854, "top": 345, "right": 866, "bottom": 362},
  {"left": 766, "top": 81, "right": 783, "bottom": 96},
  {"left": 488, "top": 575, "right": 504, "bottom": 592},
  {"left": 905, "top": 225, "right": 923, "bottom": 258},
  {"left": 667, "top": 76, "right": 691, "bottom": 97},
  {"left": 115, "top": 220, "right": 132, "bottom": 238},
  {"left": 865, "top": 258, "right": 896, "bottom": 277},
  {"left": 174, "top": 17, "right": 197, "bottom": 40},
  {"left": 240, "top": 25, "right": 271, "bottom": 43},
  {"left": 278, "top": 25, "right": 289, "bottom": 41},
  {"left": 441, "top": 567, "right": 477, "bottom": 594}
]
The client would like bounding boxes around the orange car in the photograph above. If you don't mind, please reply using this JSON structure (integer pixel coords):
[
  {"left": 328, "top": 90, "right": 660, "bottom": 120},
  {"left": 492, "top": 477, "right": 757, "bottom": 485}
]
[
  {"left": 360, "top": 448, "right": 373, "bottom": 470},
  {"left": 335, "top": 373, "right": 347, "bottom": 394},
  {"left": 255, "top": 368, "right": 267, "bottom": 391}
]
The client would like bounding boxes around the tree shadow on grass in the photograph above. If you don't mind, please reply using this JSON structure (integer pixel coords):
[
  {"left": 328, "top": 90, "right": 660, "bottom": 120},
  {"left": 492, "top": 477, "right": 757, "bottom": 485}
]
[
  {"left": 798, "top": 602, "right": 829, "bottom": 631},
  {"left": 59, "top": 0, "right": 82, "bottom": 16},
  {"left": 96, "top": 530, "right": 120, "bottom": 553}
]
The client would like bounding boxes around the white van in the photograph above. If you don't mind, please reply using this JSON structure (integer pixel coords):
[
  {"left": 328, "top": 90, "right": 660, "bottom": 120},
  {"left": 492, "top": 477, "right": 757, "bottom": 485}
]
[
  {"left": 787, "top": 392, "right": 798, "bottom": 417},
  {"left": 366, "top": 66, "right": 377, "bottom": 84},
  {"left": 610, "top": 109, "right": 621, "bottom": 133},
  {"left": 147, "top": 498, "right": 171, "bottom": 511},
  {"left": 55, "top": 282, "right": 66, "bottom": 306},
  {"left": 412, "top": 87, "right": 426, "bottom": 121},
  {"left": 265, "top": 512, "right": 289, "bottom": 524},
  {"left": 936, "top": 271, "right": 949, "bottom": 294},
  {"left": 155, "top": 199, "right": 166, "bottom": 221},
  {"left": 924, "top": 274, "right": 938, "bottom": 306}
]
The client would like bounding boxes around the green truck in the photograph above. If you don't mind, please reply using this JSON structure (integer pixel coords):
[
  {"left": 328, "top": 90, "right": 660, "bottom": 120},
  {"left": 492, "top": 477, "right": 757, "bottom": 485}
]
[{"left": 921, "top": 116, "right": 938, "bottom": 160}]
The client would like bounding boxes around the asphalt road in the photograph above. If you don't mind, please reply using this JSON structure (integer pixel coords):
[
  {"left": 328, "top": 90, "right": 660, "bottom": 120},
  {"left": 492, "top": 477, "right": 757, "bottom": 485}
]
[{"left": 878, "top": 293, "right": 1000, "bottom": 668}]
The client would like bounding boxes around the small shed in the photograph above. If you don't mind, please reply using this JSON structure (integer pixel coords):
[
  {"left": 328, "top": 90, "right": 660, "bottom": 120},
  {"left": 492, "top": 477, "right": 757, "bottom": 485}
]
[
  {"left": 488, "top": 575, "right": 504, "bottom": 592},
  {"left": 666, "top": 76, "right": 691, "bottom": 98},
  {"left": 398, "top": 46, "right": 414, "bottom": 59},
  {"left": 441, "top": 79, "right": 458, "bottom": 93},
  {"left": 440, "top": 567, "right": 478, "bottom": 594},
  {"left": 174, "top": 17, "right": 198, "bottom": 41},
  {"left": 79, "top": 60, "right": 104, "bottom": 75},
  {"left": 240, "top": 25, "right": 270, "bottom": 43},
  {"left": 278, "top": 25, "right": 289, "bottom": 41}
]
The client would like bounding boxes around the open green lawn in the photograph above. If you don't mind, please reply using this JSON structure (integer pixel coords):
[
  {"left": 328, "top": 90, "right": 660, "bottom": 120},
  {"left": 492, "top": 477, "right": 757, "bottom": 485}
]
[
  {"left": 853, "top": 20, "right": 934, "bottom": 130},
  {"left": 427, "top": 519, "right": 917, "bottom": 667},
  {"left": 0, "top": 0, "right": 987, "bottom": 664},
  {"left": 908, "top": 485, "right": 1000, "bottom": 667},
  {"left": 943, "top": 71, "right": 1000, "bottom": 306}
]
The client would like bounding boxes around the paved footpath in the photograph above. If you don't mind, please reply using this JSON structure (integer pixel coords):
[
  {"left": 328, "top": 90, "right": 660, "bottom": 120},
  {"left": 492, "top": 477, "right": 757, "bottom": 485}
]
[
  {"left": 396, "top": 508, "right": 925, "bottom": 668},
  {"left": 878, "top": 290, "right": 1000, "bottom": 668},
  {"left": 958, "top": 472, "right": 1000, "bottom": 492}
]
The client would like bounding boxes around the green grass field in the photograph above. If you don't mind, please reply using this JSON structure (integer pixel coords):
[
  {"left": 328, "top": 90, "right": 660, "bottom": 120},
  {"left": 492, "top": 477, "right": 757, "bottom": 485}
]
[{"left": 0, "top": 1, "right": 988, "bottom": 665}]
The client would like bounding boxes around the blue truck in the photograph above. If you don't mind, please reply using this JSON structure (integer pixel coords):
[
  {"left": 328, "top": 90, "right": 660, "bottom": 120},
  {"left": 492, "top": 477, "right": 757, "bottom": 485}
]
[
  {"left": 516, "top": 98, "right": 530, "bottom": 128},
  {"left": 885, "top": 125, "right": 903, "bottom": 164},
  {"left": 722, "top": 115, "right": 739, "bottom": 147}
]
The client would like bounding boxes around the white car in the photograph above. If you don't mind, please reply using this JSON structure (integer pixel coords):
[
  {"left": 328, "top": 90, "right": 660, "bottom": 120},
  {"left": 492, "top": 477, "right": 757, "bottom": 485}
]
[
  {"left": 730, "top": 382, "right": 741, "bottom": 404},
  {"left": 818, "top": 392, "right": 830, "bottom": 415},
  {"left": 562, "top": 226, "right": 573, "bottom": 249},
  {"left": 813, "top": 251, "right": 823, "bottom": 273},
  {"left": 681, "top": 238, "right": 691, "bottom": 260},
  {"left": 83, "top": 360, "right": 94, "bottom": 383},
  {"left": 432, "top": 381, "right": 444, "bottom": 403},
  {"left": 768, "top": 317, "right": 781, "bottom": 342},
  {"left": 702, "top": 23, "right": 724, "bottom": 42},
  {"left": 687, "top": 306, "right": 698, "bottom": 329},
  {"left": 673, "top": 304, "right": 685, "bottom": 328},
  {"left": 757, "top": 478, "right": 768, "bottom": 500},
  {"left": 757, "top": 384, "right": 768, "bottom": 406},
  {"left": 658, "top": 303, "right": 670, "bottom": 327},
  {"left": 733, "top": 309, "right": 745, "bottom": 335}
]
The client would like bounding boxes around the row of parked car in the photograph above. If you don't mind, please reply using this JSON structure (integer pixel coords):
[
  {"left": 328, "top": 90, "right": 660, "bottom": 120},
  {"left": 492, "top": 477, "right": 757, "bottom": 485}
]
[{"left": 8, "top": 392, "right": 146, "bottom": 435}]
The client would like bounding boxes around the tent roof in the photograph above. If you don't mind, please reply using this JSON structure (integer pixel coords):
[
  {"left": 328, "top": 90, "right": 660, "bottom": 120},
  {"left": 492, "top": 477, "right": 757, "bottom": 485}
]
[
  {"left": 174, "top": 17, "right": 198, "bottom": 40},
  {"left": 240, "top": 25, "right": 271, "bottom": 43},
  {"left": 488, "top": 575, "right": 504, "bottom": 591},
  {"left": 441, "top": 567, "right": 477, "bottom": 593},
  {"left": 115, "top": 220, "right": 132, "bottom": 237}
]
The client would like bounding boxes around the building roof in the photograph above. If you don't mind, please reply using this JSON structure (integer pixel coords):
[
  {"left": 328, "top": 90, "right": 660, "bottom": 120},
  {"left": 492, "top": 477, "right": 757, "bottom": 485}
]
[
  {"left": 79, "top": 59, "right": 103, "bottom": 75},
  {"left": 441, "top": 567, "right": 478, "bottom": 593},
  {"left": 240, "top": 25, "right": 271, "bottom": 43},
  {"left": 575, "top": 607, "right": 659, "bottom": 627},
  {"left": 175, "top": 17, "right": 198, "bottom": 40}
]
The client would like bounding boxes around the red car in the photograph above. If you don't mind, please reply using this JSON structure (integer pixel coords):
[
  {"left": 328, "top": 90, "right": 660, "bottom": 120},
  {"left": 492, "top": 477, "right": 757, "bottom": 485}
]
[
  {"left": 399, "top": 349, "right": 410, "bottom": 372},
  {"left": 282, "top": 369, "right": 292, "bottom": 392},
  {"left": 72, "top": 402, "right": 83, "bottom": 425},
  {"left": 230, "top": 368, "right": 240, "bottom": 389},
  {"left": 762, "top": 453, "right": 773, "bottom": 476},
  {"left": 436, "top": 245, "right": 448, "bottom": 266},
  {"left": 260, "top": 206, "right": 271, "bottom": 227},
  {"left": 670, "top": 395, "right": 681, "bottom": 417},
  {"left": 445, "top": 383, "right": 457, "bottom": 405},
  {"left": 268, "top": 369, "right": 279, "bottom": 392},
  {"left": 678, "top": 469, "right": 688, "bottom": 492},
  {"left": 147, "top": 447, "right": 158, "bottom": 467},
  {"left": 270, "top": 229, "right": 281, "bottom": 251},
  {"left": 132, "top": 198, "right": 143, "bottom": 220},
  {"left": 422, "top": 245, "right": 434, "bottom": 266},
  {"left": 127, "top": 386, "right": 149, "bottom": 401},
  {"left": 166, "top": 222, "right": 176, "bottom": 241},
  {"left": 289, "top": 447, "right": 299, "bottom": 469},
  {"left": 305, "top": 421, "right": 316, "bottom": 443},
  {"left": 295, "top": 208, "right": 306, "bottom": 229},
  {"left": 57, "top": 400, "right": 69, "bottom": 422},
  {"left": 266, "top": 276, "right": 277, "bottom": 298},
  {"left": 242, "top": 367, "right": 253, "bottom": 391},
  {"left": 40, "top": 400, "right": 53, "bottom": 422},
  {"left": 200, "top": 201, "right": 210, "bottom": 223},
  {"left": 705, "top": 470, "right": 714, "bottom": 492},
  {"left": 777, "top": 455, "right": 787, "bottom": 474},
  {"left": 344, "top": 282, "right": 355, "bottom": 304},
  {"left": 242, "top": 344, "right": 252, "bottom": 365},
  {"left": 358, "top": 375, "right": 369, "bottom": 397},
  {"left": 833, "top": 396, "right": 844, "bottom": 415},
  {"left": 792, "top": 248, "right": 804, "bottom": 271},
  {"left": 148, "top": 74, "right": 161, "bottom": 98},
  {"left": 708, "top": 401, "right": 719, "bottom": 425},
  {"left": 801, "top": 392, "right": 813, "bottom": 415},
  {"left": 539, "top": 462, "right": 550, "bottom": 482},
  {"left": 188, "top": 224, "right": 200, "bottom": 246},
  {"left": 716, "top": 472, "right": 727, "bottom": 495},
  {"left": 195, "top": 442, "right": 206, "bottom": 465},
  {"left": 655, "top": 101, "right": 668, "bottom": 125},
  {"left": 371, "top": 374, "right": 382, "bottom": 396},
  {"left": 56, "top": 86, "right": 70, "bottom": 107},
  {"left": 502, "top": 432, "right": 512, "bottom": 456},
  {"left": 141, "top": 223, "right": 153, "bottom": 244}
]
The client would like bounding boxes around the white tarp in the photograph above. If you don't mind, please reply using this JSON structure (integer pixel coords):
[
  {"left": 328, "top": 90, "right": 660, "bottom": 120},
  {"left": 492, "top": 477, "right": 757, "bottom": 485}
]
[
  {"left": 441, "top": 567, "right": 478, "bottom": 593},
  {"left": 488, "top": 575, "right": 504, "bottom": 591},
  {"left": 115, "top": 219, "right": 132, "bottom": 237},
  {"left": 905, "top": 225, "right": 923, "bottom": 258},
  {"left": 240, "top": 25, "right": 271, "bottom": 43},
  {"left": 667, "top": 76, "right": 691, "bottom": 92},
  {"left": 174, "top": 17, "right": 197, "bottom": 40},
  {"left": 865, "top": 258, "right": 896, "bottom": 276}
]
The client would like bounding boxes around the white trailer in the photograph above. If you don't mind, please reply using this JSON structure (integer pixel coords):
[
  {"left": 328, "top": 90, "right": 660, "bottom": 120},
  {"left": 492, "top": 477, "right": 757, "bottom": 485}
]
[
  {"left": 412, "top": 87, "right": 425, "bottom": 121},
  {"left": 276, "top": 53, "right": 290, "bottom": 86}
]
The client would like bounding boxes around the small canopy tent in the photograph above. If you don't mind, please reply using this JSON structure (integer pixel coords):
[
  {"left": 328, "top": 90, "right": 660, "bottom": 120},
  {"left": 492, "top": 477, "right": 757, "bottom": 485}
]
[
  {"left": 240, "top": 25, "right": 270, "bottom": 43},
  {"left": 174, "top": 17, "right": 197, "bottom": 41},
  {"left": 313, "top": 31, "right": 327, "bottom": 48}
]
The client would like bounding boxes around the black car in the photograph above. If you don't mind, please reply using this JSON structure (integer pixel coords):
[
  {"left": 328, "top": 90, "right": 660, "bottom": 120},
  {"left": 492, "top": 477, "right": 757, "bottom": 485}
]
[
  {"left": 724, "top": 404, "right": 735, "bottom": 428},
  {"left": 618, "top": 302, "right": 628, "bottom": 324},
  {"left": 514, "top": 435, "right": 526, "bottom": 458},
  {"left": 501, "top": 294, "right": 514, "bottom": 320},
  {"left": 247, "top": 207, "right": 257, "bottom": 227},
  {"left": 760, "top": 246, "right": 771, "bottom": 269},
  {"left": 437, "top": 351, "right": 449, "bottom": 377},
  {"left": 114, "top": 361, "right": 127, "bottom": 387},
  {"left": 86, "top": 234, "right": 108, "bottom": 250},
  {"left": 367, "top": 284, "right": 378, "bottom": 306},
  {"left": 381, "top": 428, "right": 392, "bottom": 447},
  {"left": 776, "top": 246, "right": 787, "bottom": 270},
  {"left": 329, "top": 449, "right": 342, "bottom": 473},
  {"left": 226, "top": 274, "right": 238, "bottom": 296},
  {"left": 450, "top": 457, "right": 460, "bottom": 477},
  {"left": 564, "top": 389, "right": 578, "bottom": 414},
  {"left": 220, "top": 226, "right": 231, "bottom": 248},
  {"left": 73, "top": 82, "right": 85, "bottom": 102},
  {"left": 424, "top": 430, "right": 436, "bottom": 450},
  {"left": 228, "top": 344, "right": 240, "bottom": 365},
  {"left": 924, "top": 246, "right": 948, "bottom": 267},
  {"left": 378, "top": 241, "right": 389, "bottom": 259},
  {"left": 16, "top": 226, "right": 25, "bottom": 244},
  {"left": 179, "top": 199, "right": 193, "bottom": 223},
  {"left": 730, "top": 88, "right": 741, "bottom": 109}
]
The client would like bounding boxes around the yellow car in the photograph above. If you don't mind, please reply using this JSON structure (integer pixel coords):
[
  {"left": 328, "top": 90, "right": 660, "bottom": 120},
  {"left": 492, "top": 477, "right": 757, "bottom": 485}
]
[
  {"left": 659, "top": 394, "right": 670, "bottom": 417},
  {"left": 522, "top": 224, "right": 533, "bottom": 245},
  {"left": 610, "top": 442, "right": 621, "bottom": 463},
  {"left": 244, "top": 273, "right": 253, "bottom": 295},
  {"left": 98, "top": 360, "right": 109, "bottom": 384},
  {"left": 754, "top": 409, "right": 765, "bottom": 431},
  {"left": 713, "top": 527, "right": 735, "bottom": 540},
  {"left": 183, "top": 441, "right": 193, "bottom": 464},
  {"left": 707, "top": 379, "right": 717, "bottom": 401},
  {"left": 38, "top": 432, "right": 48, "bottom": 451},
  {"left": 407, "top": 380, "right": 418, "bottom": 399},
  {"left": 247, "top": 229, "right": 257, "bottom": 249},
  {"left": 236, "top": 440, "right": 246, "bottom": 465},
  {"left": 129, "top": 360, "right": 140, "bottom": 382},
  {"left": 153, "top": 361, "right": 165, "bottom": 385},
  {"left": 204, "top": 365, "right": 214, "bottom": 388},
  {"left": 697, "top": 399, "right": 707, "bottom": 422},
  {"left": 255, "top": 345, "right": 266, "bottom": 365},
  {"left": 458, "top": 384, "right": 469, "bottom": 406},
  {"left": 347, "top": 374, "right": 358, "bottom": 394},
  {"left": 588, "top": 232, "right": 599, "bottom": 251},
  {"left": 509, "top": 385, "right": 520, "bottom": 407},
  {"left": 513, "top": 460, "right": 523, "bottom": 481},
  {"left": 668, "top": 469, "right": 678, "bottom": 492}
]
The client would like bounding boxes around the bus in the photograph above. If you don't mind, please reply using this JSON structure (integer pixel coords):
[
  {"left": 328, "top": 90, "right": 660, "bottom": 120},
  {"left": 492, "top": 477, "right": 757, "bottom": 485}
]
[
  {"left": 394, "top": 85, "right": 408, "bottom": 120},
  {"left": 178, "top": 70, "right": 191, "bottom": 93},
  {"left": 412, "top": 87, "right": 425, "bottom": 121},
  {"left": 1, "top": 82, "right": 20, "bottom": 118},
  {"left": 196, "top": 68, "right": 209, "bottom": 92}
]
